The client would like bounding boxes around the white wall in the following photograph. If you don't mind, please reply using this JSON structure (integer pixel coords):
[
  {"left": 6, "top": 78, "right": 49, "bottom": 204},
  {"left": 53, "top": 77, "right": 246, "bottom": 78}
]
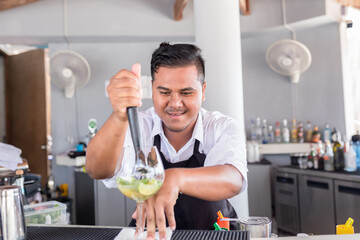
[
  {"left": 240, "top": 0, "right": 327, "bottom": 32},
  {"left": 242, "top": 21, "right": 345, "bottom": 138},
  {"left": 0, "top": 0, "right": 194, "bottom": 44}
]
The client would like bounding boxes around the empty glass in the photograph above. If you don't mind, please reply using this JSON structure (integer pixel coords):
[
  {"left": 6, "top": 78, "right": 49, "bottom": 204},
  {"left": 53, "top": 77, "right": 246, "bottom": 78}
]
[
  {"left": 298, "top": 155, "right": 308, "bottom": 169},
  {"left": 0, "top": 185, "right": 26, "bottom": 240}
]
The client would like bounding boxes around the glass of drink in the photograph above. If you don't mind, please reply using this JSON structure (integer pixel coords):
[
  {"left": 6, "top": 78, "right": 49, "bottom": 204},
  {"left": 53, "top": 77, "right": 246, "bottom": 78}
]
[{"left": 115, "top": 145, "right": 164, "bottom": 239}]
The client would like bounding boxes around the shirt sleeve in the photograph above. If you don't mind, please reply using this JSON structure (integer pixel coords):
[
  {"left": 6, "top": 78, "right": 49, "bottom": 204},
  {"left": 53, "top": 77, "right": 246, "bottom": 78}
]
[{"left": 203, "top": 118, "right": 248, "bottom": 193}]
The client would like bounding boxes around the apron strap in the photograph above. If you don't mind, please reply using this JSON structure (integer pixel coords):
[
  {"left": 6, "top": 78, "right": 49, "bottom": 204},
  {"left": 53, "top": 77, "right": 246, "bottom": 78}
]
[
  {"left": 153, "top": 134, "right": 161, "bottom": 150},
  {"left": 193, "top": 139, "right": 201, "bottom": 155}
]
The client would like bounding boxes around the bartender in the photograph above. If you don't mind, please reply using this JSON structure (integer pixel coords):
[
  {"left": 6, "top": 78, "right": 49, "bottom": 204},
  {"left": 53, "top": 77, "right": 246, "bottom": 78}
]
[{"left": 86, "top": 42, "right": 248, "bottom": 240}]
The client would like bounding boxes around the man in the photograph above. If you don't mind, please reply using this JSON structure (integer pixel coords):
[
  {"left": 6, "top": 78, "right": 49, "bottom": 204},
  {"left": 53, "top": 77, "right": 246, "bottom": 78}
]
[{"left": 86, "top": 42, "right": 247, "bottom": 240}]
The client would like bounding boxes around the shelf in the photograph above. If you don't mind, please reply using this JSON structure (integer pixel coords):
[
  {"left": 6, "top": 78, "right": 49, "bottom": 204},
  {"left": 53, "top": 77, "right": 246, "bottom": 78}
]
[
  {"left": 259, "top": 143, "right": 311, "bottom": 155},
  {"left": 56, "top": 155, "right": 86, "bottom": 167}
]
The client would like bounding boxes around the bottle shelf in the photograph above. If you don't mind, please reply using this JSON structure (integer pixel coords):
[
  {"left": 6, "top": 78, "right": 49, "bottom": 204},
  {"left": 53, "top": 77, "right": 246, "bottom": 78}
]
[{"left": 259, "top": 143, "right": 312, "bottom": 155}]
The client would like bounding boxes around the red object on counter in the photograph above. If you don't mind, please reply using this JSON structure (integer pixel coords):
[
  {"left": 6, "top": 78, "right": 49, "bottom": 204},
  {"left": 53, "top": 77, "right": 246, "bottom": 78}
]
[{"left": 217, "top": 211, "right": 230, "bottom": 230}]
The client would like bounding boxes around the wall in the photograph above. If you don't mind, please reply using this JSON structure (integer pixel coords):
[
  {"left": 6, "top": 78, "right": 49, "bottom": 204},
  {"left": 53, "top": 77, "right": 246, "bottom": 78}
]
[
  {"left": 240, "top": 0, "right": 327, "bottom": 32},
  {"left": 0, "top": 0, "right": 194, "bottom": 44},
  {"left": 242, "top": 21, "right": 345, "bottom": 138}
]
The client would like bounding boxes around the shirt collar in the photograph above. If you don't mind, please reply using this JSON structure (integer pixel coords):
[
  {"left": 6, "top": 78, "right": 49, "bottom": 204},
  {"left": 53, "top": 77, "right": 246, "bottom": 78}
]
[{"left": 150, "top": 108, "right": 204, "bottom": 145}]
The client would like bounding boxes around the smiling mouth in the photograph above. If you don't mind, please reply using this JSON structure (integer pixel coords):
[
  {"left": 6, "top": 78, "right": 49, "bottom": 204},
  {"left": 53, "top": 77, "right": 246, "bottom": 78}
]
[
  {"left": 165, "top": 109, "right": 187, "bottom": 118},
  {"left": 167, "top": 112, "right": 185, "bottom": 117}
]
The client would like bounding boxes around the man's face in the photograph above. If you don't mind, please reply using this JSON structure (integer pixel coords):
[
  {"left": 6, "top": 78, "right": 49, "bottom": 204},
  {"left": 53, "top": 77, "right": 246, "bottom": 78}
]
[{"left": 152, "top": 65, "right": 206, "bottom": 133}]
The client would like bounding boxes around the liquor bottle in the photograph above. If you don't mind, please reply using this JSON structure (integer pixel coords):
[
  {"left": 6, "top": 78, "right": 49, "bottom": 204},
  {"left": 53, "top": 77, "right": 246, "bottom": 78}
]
[
  {"left": 291, "top": 119, "right": 298, "bottom": 143},
  {"left": 351, "top": 131, "right": 360, "bottom": 169},
  {"left": 312, "top": 126, "right": 321, "bottom": 143},
  {"left": 316, "top": 141, "right": 324, "bottom": 170},
  {"left": 305, "top": 120, "right": 313, "bottom": 143},
  {"left": 333, "top": 131, "right": 345, "bottom": 171},
  {"left": 268, "top": 125, "right": 275, "bottom": 144},
  {"left": 282, "top": 119, "right": 290, "bottom": 143},
  {"left": 297, "top": 121, "right": 304, "bottom": 143},
  {"left": 323, "top": 124, "right": 331, "bottom": 142},
  {"left": 262, "top": 119, "right": 269, "bottom": 144},
  {"left": 275, "top": 122, "right": 282, "bottom": 143},
  {"left": 323, "top": 141, "right": 334, "bottom": 171},
  {"left": 250, "top": 119, "right": 257, "bottom": 141},
  {"left": 344, "top": 140, "right": 357, "bottom": 172},
  {"left": 255, "top": 117, "right": 262, "bottom": 143},
  {"left": 331, "top": 127, "right": 338, "bottom": 143},
  {"left": 313, "top": 145, "right": 319, "bottom": 170},
  {"left": 307, "top": 144, "right": 315, "bottom": 169}
]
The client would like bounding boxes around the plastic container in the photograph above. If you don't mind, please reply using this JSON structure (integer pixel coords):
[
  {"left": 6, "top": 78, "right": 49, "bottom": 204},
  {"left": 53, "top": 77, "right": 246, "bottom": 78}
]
[
  {"left": 24, "top": 201, "right": 67, "bottom": 225},
  {"left": 336, "top": 217, "right": 354, "bottom": 235}
]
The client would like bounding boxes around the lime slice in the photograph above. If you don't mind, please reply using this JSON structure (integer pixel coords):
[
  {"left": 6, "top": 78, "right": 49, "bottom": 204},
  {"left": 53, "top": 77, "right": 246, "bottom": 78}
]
[{"left": 138, "top": 180, "right": 160, "bottom": 196}]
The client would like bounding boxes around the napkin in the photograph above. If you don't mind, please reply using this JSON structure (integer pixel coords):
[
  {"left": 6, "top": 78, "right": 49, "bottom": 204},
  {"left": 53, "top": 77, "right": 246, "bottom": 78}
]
[
  {"left": 0, "top": 142, "right": 22, "bottom": 171},
  {"left": 114, "top": 227, "right": 173, "bottom": 240}
]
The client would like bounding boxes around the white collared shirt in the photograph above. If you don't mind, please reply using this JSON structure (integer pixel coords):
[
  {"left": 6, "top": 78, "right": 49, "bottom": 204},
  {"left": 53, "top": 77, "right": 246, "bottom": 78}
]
[{"left": 103, "top": 107, "right": 248, "bottom": 193}]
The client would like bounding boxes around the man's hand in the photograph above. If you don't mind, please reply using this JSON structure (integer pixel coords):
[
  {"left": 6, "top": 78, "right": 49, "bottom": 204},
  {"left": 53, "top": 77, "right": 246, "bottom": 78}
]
[
  {"left": 142, "top": 168, "right": 180, "bottom": 240},
  {"left": 107, "top": 63, "right": 142, "bottom": 122},
  {"left": 133, "top": 165, "right": 243, "bottom": 240}
]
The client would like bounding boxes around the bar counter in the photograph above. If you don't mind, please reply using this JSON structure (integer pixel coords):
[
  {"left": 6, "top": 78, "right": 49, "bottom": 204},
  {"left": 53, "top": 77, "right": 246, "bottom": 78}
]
[
  {"left": 26, "top": 224, "right": 250, "bottom": 240},
  {"left": 27, "top": 224, "right": 360, "bottom": 239}
]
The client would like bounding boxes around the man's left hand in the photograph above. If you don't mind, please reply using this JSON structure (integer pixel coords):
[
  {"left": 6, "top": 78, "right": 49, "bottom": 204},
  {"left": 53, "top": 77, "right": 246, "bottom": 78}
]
[{"left": 143, "top": 168, "right": 180, "bottom": 240}]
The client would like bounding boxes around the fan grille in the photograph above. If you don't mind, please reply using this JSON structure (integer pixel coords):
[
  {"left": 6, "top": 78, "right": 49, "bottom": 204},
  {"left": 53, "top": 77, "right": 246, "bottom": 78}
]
[
  {"left": 266, "top": 39, "right": 312, "bottom": 77},
  {"left": 50, "top": 50, "right": 91, "bottom": 90}
]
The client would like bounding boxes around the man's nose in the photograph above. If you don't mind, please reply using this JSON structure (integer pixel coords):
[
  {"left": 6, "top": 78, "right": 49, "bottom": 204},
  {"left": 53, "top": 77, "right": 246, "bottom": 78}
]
[{"left": 169, "top": 93, "right": 183, "bottom": 108}]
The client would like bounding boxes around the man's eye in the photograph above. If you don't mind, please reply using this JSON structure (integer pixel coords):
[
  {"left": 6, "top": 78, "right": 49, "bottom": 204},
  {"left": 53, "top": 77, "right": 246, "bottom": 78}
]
[
  {"left": 160, "top": 92, "right": 170, "bottom": 95},
  {"left": 181, "top": 92, "right": 192, "bottom": 95}
]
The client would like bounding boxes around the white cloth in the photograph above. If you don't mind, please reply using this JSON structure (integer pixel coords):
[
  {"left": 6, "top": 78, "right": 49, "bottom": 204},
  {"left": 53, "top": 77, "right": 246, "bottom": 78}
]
[
  {"left": 113, "top": 227, "right": 172, "bottom": 240},
  {"left": 103, "top": 107, "right": 248, "bottom": 192},
  {"left": 0, "top": 142, "right": 22, "bottom": 171}
]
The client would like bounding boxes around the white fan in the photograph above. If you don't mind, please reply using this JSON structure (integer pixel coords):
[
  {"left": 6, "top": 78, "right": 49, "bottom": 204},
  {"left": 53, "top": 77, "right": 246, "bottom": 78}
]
[
  {"left": 50, "top": 50, "right": 91, "bottom": 98},
  {"left": 266, "top": 39, "right": 312, "bottom": 83}
]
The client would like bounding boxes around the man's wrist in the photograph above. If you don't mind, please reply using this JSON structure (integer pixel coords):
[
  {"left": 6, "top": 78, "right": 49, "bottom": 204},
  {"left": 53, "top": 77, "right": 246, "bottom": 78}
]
[
  {"left": 111, "top": 111, "right": 128, "bottom": 123},
  {"left": 165, "top": 168, "right": 184, "bottom": 194}
]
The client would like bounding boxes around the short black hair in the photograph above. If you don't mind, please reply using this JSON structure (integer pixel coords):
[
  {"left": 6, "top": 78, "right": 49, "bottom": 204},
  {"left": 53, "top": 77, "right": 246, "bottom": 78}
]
[{"left": 150, "top": 42, "right": 205, "bottom": 84}]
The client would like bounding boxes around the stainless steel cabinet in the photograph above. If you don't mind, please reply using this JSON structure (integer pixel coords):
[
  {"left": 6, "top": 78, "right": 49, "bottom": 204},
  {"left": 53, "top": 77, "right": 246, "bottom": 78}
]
[
  {"left": 299, "top": 175, "right": 335, "bottom": 235},
  {"left": 274, "top": 172, "right": 300, "bottom": 234},
  {"left": 334, "top": 180, "right": 360, "bottom": 232}
]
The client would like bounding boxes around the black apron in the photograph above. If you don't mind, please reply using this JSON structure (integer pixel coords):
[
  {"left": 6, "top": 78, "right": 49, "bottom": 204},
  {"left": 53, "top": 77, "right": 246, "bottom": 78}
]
[{"left": 129, "top": 134, "right": 238, "bottom": 230}]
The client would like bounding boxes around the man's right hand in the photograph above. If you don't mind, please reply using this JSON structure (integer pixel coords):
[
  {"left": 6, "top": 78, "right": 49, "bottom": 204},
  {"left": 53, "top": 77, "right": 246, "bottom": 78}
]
[{"left": 107, "top": 63, "right": 143, "bottom": 121}]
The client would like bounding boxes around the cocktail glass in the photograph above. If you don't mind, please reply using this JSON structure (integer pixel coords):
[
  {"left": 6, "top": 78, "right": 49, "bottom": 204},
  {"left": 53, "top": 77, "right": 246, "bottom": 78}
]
[{"left": 115, "top": 145, "right": 164, "bottom": 239}]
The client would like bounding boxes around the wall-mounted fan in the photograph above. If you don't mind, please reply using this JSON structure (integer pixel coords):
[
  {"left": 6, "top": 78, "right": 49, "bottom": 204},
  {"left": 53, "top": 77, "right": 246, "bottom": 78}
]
[
  {"left": 266, "top": 39, "right": 312, "bottom": 83},
  {"left": 50, "top": 50, "right": 91, "bottom": 98}
]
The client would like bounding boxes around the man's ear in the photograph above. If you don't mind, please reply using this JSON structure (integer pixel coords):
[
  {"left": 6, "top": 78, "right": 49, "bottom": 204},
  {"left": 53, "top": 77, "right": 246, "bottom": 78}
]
[{"left": 202, "top": 82, "right": 206, "bottom": 102}]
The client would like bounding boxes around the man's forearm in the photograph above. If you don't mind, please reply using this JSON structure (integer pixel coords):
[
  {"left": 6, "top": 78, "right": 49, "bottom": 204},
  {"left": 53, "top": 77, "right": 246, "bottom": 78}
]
[
  {"left": 85, "top": 112, "right": 128, "bottom": 179},
  {"left": 170, "top": 165, "right": 243, "bottom": 201}
]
